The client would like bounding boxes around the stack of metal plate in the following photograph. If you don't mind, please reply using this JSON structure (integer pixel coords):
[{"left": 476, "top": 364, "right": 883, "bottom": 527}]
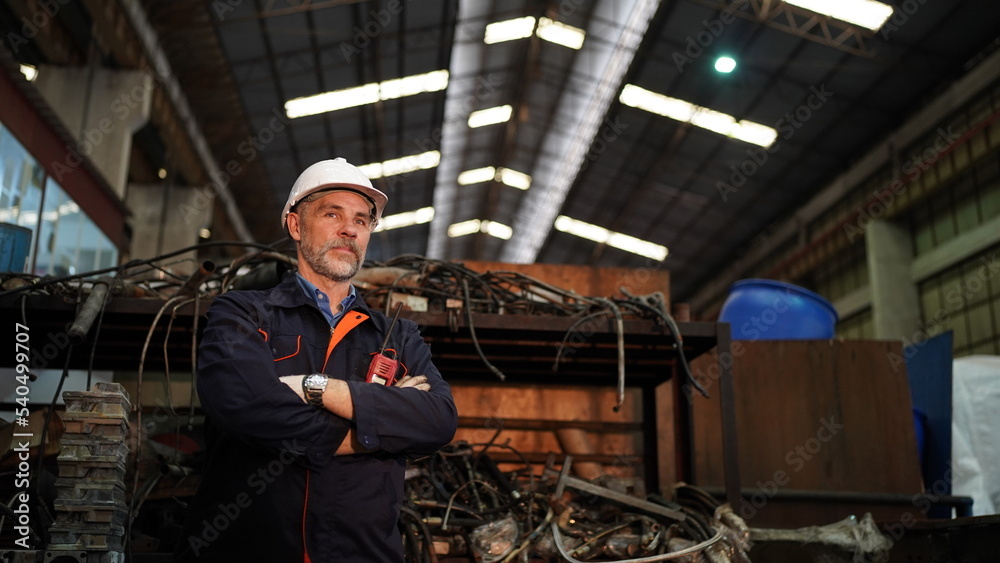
[{"left": 49, "top": 382, "right": 131, "bottom": 557}]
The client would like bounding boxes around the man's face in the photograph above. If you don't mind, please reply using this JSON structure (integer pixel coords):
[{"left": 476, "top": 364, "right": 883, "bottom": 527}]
[{"left": 287, "top": 190, "right": 373, "bottom": 282}]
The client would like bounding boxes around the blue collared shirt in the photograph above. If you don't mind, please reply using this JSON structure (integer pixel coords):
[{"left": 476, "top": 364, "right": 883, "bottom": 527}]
[{"left": 295, "top": 273, "right": 357, "bottom": 327}]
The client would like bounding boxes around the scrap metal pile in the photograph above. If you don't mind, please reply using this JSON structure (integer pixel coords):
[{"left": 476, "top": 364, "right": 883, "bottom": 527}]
[{"left": 401, "top": 441, "right": 751, "bottom": 562}]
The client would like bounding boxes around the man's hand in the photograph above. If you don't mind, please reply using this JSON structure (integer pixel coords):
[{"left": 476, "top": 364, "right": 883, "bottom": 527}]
[
  {"left": 279, "top": 374, "right": 306, "bottom": 402},
  {"left": 394, "top": 374, "right": 430, "bottom": 391}
]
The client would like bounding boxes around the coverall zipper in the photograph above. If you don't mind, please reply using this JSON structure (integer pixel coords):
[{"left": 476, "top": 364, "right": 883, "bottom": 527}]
[{"left": 304, "top": 311, "right": 369, "bottom": 562}]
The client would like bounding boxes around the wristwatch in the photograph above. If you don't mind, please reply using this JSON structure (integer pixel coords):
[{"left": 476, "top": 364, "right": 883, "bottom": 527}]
[{"left": 302, "top": 374, "right": 329, "bottom": 407}]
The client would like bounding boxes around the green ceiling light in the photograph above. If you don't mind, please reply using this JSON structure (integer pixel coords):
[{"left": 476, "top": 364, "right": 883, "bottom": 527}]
[{"left": 715, "top": 56, "right": 736, "bottom": 73}]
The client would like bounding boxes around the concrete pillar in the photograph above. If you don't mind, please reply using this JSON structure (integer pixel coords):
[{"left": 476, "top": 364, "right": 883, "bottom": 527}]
[
  {"left": 126, "top": 183, "right": 214, "bottom": 276},
  {"left": 34, "top": 66, "right": 153, "bottom": 198},
  {"left": 866, "top": 219, "right": 921, "bottom": 340}
]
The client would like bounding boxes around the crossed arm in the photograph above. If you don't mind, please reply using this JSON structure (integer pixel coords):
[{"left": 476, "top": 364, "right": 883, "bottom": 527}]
[
  {"left": 278, "top": 374, "right": 432, "bottom": 455},
  {"left": 198, "top": 296, "right": 457, "bottom": 461}
]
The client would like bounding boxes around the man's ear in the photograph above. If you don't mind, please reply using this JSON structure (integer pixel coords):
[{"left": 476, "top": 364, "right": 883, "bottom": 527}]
[{"left": 287, "top": 212, "right": 302, "bottom": 242}]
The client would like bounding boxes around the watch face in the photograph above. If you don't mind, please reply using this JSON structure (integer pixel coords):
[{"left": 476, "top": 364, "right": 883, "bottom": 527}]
[
  {"left": 305, "top": 374, "right": 326, "bottom": 389},
  {"left": 303, "top": 374, "right": 327, "bottom": 406}
]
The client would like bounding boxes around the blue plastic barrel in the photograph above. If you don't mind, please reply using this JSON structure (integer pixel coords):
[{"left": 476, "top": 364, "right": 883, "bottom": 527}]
[
  {"left": 719, "top": 279, "right": 838, "bottom": 340},
  {"left": 0, "top": 223, "right": 32, "bottom": 273}
]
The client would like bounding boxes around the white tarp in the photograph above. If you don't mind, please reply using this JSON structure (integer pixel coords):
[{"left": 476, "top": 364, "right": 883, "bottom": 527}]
[{"left": 952, "top": 355, "right": 1000, "bottom": 515}]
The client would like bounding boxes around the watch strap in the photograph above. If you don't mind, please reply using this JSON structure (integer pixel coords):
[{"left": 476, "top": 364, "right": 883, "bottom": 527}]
[{"left": 302, "top": 374, "right": 328, "bottom": 407}]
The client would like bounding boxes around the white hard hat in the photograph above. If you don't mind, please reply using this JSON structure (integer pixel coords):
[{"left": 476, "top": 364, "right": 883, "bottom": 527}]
[{"left": 281, "top": 158, "right": 388, "bottom": 231}]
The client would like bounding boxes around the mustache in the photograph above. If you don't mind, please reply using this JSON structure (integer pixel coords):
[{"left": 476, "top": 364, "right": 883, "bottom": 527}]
[{"left": 321, "top": 238, "right": 362, "bottom": 258}]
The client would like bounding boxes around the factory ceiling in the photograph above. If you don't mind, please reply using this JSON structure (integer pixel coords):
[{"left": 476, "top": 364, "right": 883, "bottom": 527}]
[{"left": 2, "top": 0, "right": 998, "bottom": 303}]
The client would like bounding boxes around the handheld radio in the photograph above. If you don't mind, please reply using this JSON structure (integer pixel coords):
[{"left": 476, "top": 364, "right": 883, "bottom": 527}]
[{"left": 366, "top": 303, "right": 404, "bottom": 386}]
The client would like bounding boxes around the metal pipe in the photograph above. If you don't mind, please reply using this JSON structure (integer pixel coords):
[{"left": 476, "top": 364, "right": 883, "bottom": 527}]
[
  {"left": 176, "top": 260, "right": 216, "bottom": 297},
  {"left": 553, "top": 456, "right": 686, "bottom": 522},
  {"left": 698, "top": 486, "right": 974, "bottom": 516},
  {"left": 68, "top": 277, "right": 112, "bottom": 343}
]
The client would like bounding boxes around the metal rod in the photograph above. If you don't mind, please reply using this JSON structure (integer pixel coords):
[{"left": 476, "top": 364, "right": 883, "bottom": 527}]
[
  {"left": 176, "top": 260, "right": 216, "bottom": 297},
  {"left": 554, "top": 456, "right": 686, "bottom": 522},
  {"left": 68, "top": 277, "right": 112, "bottom": 343}
]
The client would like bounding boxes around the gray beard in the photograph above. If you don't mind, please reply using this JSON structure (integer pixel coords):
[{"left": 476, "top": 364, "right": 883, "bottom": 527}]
[{"left": 300, "top": 237, "right": 363, "bottom": 282}]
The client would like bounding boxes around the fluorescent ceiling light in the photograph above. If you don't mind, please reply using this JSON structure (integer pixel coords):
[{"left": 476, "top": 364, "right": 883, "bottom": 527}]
[
  {"left": 359, "top": 150, "right": 441, "bottom": 179},
  {"left": 285, "top": 70, "right": 449, "bottom": 118},
  {"left": 448, "top": 219, "right": 482, "bottom": 238},
  {"left": 375, "top": 206, "right": 435, "bottom": 232},
  {"left": 484, "top": 16, "right": 585, "bottom": 49},
  {"left": 482, "top": 221, "right": 513, "bottom": 240},
  {"left": 457, "top": 166, "right": 496, "bottom": 185},
  {"left": 497, "top": 167, "right": 531, "bottom": 190},
  {"left": 606, "top": 232, "right": 668, "bottom": 261},
  {"left": 379, "top": 70, "right": 449, "bottom": 100},
  {"left": 554, "top": 215, "right": 668, "bottom": 261},
  {"left": 19, "top": 64, "right": 37, "bottom": 81},
  {"left": 456, "top": 166, "right": 532, "bottom": 190},
  {"left": 555, "top": 215, "right": 610, "bottom": 243},
  {"left": 484, "top": 16, "right": 535, "bottom": 44},
  {"left": 730, "top": 121, "right": 778, "bottom": 147},
  {"left": 447, "top": 219, "right": 513, "bottom": 240},
  {"left": 783, "top": 0, "right": 893, "bottom": 31},
  {"left": 536, "top": 17, "right": 585, "bottom": 50},
  {"left": 620, "top": 84, "right": 777, "bottom": 147},
  {"left": 468, "top": 105, "right": 513, "bottom": 128}
]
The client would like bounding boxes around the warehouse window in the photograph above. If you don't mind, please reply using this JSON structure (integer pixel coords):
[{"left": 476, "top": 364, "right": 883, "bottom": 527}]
[
  {"left": 809, "top": 241, "right": 868, "bottom": 303},
  {"left": 0, "top": 124, "right": 44, "bottom": 269},
  {"left": 0, "top": 122, "right": 117, "bottom": 275},
  {"left": 837, "top": 308, "right": 874, "bottom": 340},
  {"left": 917, "top": 245, "right": 1000, "bottom": 357}
]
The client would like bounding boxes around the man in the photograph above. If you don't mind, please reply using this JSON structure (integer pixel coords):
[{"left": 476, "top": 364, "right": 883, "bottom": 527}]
[{"left": 176, "top": 158, "right": 458, "bottom": 562}]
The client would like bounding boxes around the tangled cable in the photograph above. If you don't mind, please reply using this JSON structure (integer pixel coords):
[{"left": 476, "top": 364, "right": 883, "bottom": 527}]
[
  {"left": 401, "top": 441, "right": 751, "bottom": 562},
  {"left": 361, "top": 256, "right": 709, "bottom": 407}
]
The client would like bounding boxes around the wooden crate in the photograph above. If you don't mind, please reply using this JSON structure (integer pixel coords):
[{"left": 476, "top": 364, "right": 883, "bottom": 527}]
[{"left": 687, "top": 339, "right": 923, "bottom": 527}]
